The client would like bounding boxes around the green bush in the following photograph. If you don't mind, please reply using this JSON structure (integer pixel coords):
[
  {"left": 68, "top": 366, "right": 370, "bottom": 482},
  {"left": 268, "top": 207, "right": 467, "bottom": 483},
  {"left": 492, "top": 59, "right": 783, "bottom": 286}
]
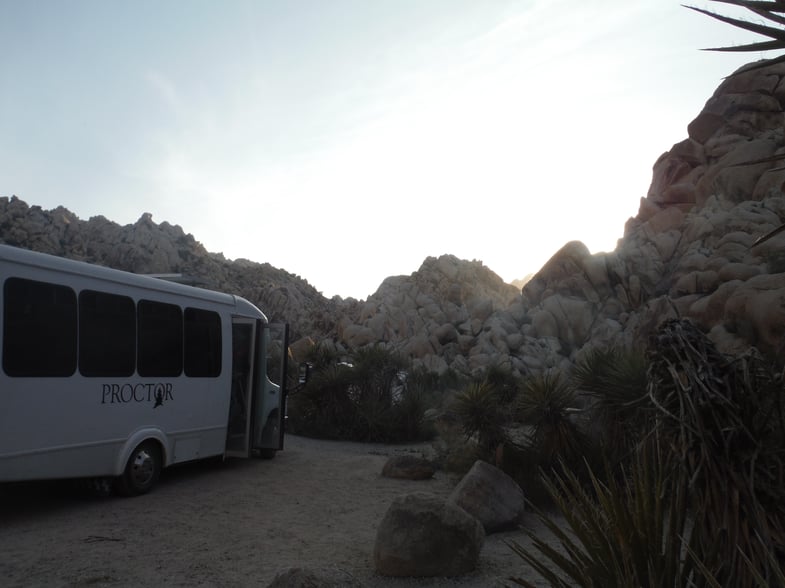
[{"left": 287, "top": 344, "right": 436, "bottom": 443}]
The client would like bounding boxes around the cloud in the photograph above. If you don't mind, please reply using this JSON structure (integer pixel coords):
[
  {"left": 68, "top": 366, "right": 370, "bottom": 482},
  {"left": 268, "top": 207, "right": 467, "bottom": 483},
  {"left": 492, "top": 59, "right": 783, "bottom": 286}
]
[{"left": 143, "top": 69, "right": 181, "bottom": 113}]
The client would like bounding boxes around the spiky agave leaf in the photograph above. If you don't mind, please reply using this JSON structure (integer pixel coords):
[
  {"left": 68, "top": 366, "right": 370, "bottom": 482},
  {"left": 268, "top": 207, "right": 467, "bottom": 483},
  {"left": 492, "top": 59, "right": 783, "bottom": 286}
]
[
  {"left": 518, "top": 371, "right": 586, "bottom": 465},
  {"left": 452, "top": 380, "right": 506, "bottom": 456},
  {"left": 573, "top": 347, "right": 649, "bottom": 420},
  {"left": 685, "top": 0, "right": 785, "bottom": 72},
  {"left": 647, "top": 319, "right": 785, "bottom": 586},
  {"left": 507, "top": 440, "right": 711, "bottom": 587}
]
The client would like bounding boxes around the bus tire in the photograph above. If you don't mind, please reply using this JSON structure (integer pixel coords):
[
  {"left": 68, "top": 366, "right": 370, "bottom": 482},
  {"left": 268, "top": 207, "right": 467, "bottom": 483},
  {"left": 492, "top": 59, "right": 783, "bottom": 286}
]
[{"left": 115, "top": 441, "right": 161, "bottom": 496}]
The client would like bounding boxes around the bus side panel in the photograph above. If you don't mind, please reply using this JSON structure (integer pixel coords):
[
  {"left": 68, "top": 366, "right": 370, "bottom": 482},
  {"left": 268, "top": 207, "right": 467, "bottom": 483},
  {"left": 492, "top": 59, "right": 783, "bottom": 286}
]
[
  {"left": 0, "top": 258, "right": 241, "bottom": 483},
  {"left": 0, "top": 375, "right": 232, "bottom": 481}
]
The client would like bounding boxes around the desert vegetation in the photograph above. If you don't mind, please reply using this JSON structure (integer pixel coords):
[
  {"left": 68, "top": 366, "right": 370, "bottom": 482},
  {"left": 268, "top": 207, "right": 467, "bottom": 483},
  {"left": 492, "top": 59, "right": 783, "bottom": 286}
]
[
  {"left": 686, "top": 0, "right": 785, "bottom": 72},
  {"left": 286, "top": 343, "right": 449, "bottom": 443},
  {"left": 288, "top": 313, "right": 785, "bottom": 586},
  {"left": 507, "top": 319, "right": 785, "bottom": 587}
]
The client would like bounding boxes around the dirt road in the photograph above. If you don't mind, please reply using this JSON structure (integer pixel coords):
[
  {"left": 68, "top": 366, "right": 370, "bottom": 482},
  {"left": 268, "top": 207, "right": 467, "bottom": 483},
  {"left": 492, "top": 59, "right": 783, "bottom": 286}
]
[{"left": 0, "top": 435, "right": 555, "bottom": 587}]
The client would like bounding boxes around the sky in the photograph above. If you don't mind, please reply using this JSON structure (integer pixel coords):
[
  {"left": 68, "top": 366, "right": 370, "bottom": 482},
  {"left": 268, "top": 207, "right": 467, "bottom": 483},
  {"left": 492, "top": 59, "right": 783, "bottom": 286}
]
[{"left": 0, "top": 1, "right": 768, "bottom": 299}]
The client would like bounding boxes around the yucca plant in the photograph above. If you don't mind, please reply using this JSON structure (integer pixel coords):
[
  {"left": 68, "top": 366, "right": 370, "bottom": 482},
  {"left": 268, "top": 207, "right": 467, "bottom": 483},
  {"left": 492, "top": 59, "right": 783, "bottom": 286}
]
[
  {"left": 518, "top": 371, "right": 586, "bottom": 466},
  {"left": 685, "top": 1, "right": 785, "bottom": 73},
  {"left": 453, "top": 380, "right": 506, "bottom": 458},
  {"left": 646, "top": 319, "right": 785, "bottom": 586},
  {"left": 572, "top": 347, "right": 650, "bottom": 466},
  {"left": 509, "top": 319, "right": 785, "bottom": 586},
  {"left": 742, "top": 536, "right": 785, "bottom": 587},
  {"left": 507, "top": 439, "right": 714, "bottom": 588}
]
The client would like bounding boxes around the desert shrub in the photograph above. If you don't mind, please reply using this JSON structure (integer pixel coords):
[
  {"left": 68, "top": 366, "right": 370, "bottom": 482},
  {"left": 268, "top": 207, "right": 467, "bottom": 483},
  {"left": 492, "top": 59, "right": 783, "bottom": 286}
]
[
  {"left": 572, "top": 346, "right": 649, "bottom": 466},
  {"left": 287, "top": 344, "right": 435, "bottom": 443},
  {"left": 442, "top": 366, "right": 521, "bottom": 469},
  {"left": 287, "top": 363, "right": 358, "bottom": 439},
  {"left": 499, "top": 371, "right": 597, "bottom": 507},
  {"left": 433, "top": 432, "right": 482, "bottom": 475},
  {"left": 452, "top": 380, "right": 507, "bottom": 459},
  {"left": 517, "top": 371, "right": 588, "bottom": 467},
  {"left": 408, "top": 365, "right": 468, "bottom": 397},
  {"left": 389, "top": 385, "right": 433, "bottom": 442},
  {"left": 509, "top": 319, "right": 785, "bottom": 586},
  {"left": 508, "top": 438, "right": 704, "bottom": 588},
  {"left": 647, "top": 319, "right": 785, "bottom": 586}
]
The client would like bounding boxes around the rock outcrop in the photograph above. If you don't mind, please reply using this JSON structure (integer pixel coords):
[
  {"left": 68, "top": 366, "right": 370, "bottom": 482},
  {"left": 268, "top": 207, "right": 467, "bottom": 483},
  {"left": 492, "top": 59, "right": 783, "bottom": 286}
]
[
  {"left": 4, "top": 60, "right": 785, "bottom": 374},
  {"left": 339, "top": 255, "right": 522, "bottom": 375},
  {"left": 0, "top": 196, "right": 341, "bottom": 344},
  {"left": 520, "top": 60, "right": 785, "bottom": 366}
]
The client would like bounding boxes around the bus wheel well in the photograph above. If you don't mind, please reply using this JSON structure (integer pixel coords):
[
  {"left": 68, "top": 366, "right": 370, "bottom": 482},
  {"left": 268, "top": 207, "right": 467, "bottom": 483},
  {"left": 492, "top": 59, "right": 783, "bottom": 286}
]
[{"left": 114, "top": 440, "right": 163, "bottom": 496}]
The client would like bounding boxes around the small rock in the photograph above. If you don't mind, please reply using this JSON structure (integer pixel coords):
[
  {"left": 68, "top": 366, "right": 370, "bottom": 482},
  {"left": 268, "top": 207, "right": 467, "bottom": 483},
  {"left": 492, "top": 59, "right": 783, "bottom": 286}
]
[{"left": 381, "top": 455, "right": 435, "bottom": 480}]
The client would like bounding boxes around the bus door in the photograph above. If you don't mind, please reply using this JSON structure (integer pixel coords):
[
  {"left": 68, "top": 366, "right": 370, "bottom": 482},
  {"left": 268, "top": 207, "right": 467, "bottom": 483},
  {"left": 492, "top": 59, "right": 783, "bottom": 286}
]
[
  {"left": 226, "top": 318, "right": 256, "bottom": 457},
  {"left": 251, "top": 322, "right": 289, "bottom": 454}
]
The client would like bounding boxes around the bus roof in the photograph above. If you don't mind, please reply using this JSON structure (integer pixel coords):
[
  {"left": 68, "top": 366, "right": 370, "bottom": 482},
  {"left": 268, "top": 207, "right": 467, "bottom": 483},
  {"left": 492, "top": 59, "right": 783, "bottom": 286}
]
[{"left": 0, "top": 244, "right": 265, "bottom": 319}]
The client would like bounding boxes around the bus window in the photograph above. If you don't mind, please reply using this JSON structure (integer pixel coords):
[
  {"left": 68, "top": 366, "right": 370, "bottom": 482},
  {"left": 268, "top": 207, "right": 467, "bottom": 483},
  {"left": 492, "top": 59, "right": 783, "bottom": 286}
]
[
  {"left": 3, "top": 277, "right": 77, "bottom": 377},
  {"left": 138, "top": 300, "right": 183, "bottom": 377},
  {"left": 79, "top": 290, "right": 136, "bottom": 377},
  {"left": 184, "top": 307, "right": 221, "bottom": 377}
]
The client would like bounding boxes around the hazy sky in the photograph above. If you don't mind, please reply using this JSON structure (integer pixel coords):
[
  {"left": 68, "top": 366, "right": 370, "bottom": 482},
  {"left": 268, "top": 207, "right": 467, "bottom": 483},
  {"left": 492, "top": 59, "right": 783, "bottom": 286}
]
[{"left": 0, "top": 1, "right": 764, "bottom": 299}]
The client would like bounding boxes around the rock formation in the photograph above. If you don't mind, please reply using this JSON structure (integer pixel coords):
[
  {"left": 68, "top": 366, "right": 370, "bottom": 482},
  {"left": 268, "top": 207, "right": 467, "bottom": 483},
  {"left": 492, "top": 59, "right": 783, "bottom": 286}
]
[
  {"left": 3, "top": 60, "right": 785, "bottom": 375},
  {"left": 520, "top": 60, "right": 785, "bottom": 366},
  {"left": 0, "top": 196, "right": 341, "bottom": 344},
  {"left": 339, "top": 60, "right": 785, "bottom": 373}
]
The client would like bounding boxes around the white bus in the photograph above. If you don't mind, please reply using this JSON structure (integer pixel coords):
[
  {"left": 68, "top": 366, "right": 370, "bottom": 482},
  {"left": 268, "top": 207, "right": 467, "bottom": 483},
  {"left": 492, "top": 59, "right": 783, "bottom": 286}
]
[{"left": 0, "top": 244, "right": 287, "bottom": 495}]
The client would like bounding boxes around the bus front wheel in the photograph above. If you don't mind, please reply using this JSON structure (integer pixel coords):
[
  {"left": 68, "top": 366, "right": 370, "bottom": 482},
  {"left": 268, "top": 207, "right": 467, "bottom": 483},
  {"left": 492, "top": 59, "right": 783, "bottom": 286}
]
[{"left": 115, "top": 441, "right": 161, "bottom": 496}]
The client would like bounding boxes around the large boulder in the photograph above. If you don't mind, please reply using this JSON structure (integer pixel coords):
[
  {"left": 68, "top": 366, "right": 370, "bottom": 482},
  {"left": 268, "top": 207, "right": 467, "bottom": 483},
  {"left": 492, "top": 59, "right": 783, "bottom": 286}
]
[
  {"left": 373, "top": 492, "right": 484, "bottom": 577},
  {"left": 447, "top": 460, "right": 526, "bottom": 533}
]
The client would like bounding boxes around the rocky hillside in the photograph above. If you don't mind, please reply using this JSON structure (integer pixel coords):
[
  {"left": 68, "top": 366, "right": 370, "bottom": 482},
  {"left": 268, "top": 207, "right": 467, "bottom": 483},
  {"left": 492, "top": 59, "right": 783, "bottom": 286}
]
[
  {"left": 522, "top": 61, "right": 785, "bottom": 366},
  {"left": 3, "top": 61, "right": 785, "bottom": 376},
  {"left": 0, "top": 198, "right": 341, "bottom": 343}
]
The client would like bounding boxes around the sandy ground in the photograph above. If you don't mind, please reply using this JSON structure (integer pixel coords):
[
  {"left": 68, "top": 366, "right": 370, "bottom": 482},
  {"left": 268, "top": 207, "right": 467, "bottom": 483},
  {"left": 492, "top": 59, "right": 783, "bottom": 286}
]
[{"left": 0, "top": 435, "right": 565, "bottom": 587}]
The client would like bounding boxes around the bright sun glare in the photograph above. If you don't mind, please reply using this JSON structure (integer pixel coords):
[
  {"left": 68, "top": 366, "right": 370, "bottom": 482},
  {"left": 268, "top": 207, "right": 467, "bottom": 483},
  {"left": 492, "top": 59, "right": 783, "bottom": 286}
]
[{"left": 0, "top": 1, "right": 766, "bottom": 298}]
